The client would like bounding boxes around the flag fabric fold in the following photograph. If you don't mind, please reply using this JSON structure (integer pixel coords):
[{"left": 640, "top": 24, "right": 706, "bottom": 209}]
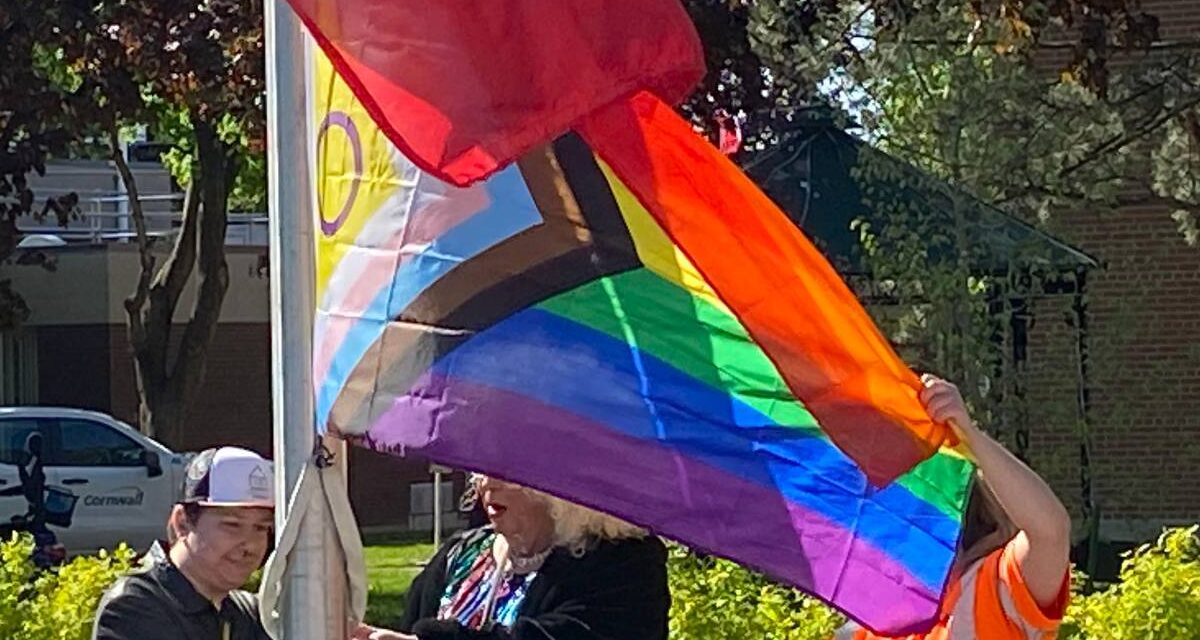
[{"left": 287, "top": 0, "right": 705, "bottom": 186}]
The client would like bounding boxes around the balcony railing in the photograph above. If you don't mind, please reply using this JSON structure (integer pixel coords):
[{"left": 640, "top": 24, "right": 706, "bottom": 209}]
[{"left": 15, "top": 190, "right": 268, "bottom": 247}]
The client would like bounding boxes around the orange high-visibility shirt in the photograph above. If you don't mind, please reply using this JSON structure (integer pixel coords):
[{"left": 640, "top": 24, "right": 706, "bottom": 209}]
[{"left": 837, "top": 540, "right": 1070, "bottom": 640}]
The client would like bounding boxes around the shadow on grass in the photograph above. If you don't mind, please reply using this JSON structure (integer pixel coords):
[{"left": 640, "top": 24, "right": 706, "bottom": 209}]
[
  {"left": 365, "top": 589, "right": 411, "bottom": 629},
  {"left": 362, "top": 534, "right": 441, "bottom": 629}
]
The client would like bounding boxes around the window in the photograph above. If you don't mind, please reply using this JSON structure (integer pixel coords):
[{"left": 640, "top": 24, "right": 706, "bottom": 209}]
[
  {"left": 52, "top": 420, "right": 143, "bottom": 467},
  {"left": 408, "top": 480, "right": 461, "bottom": 531},
  {"left": 0, "top": 418, "right": 45, "bottom": 466},
  {"left": 0, "top": 331, "right": 38, "bottom": 405}
]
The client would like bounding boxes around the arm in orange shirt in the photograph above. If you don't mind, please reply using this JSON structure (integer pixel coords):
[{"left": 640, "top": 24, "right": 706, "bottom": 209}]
[{"left": 919, "top": 376, "right": 1072, "bottom": 609}]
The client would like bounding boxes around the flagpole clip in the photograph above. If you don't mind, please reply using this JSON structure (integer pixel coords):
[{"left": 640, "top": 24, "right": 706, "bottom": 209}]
[{"left": 313, "top": 442, "right": 336, "bottom": 469}]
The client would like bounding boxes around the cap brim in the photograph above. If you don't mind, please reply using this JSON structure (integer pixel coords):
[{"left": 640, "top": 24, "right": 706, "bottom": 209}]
[{"left": 189, "top": 499, "right": 275, "bottom": 509}]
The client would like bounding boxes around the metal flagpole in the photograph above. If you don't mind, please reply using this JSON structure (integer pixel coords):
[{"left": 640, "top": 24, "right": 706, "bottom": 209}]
[
  {"left": 265, "top": 0, "right": 348, "bottom": 637},
  {"left": 431, "top": 464, "right": 451, "bottom": 549}
]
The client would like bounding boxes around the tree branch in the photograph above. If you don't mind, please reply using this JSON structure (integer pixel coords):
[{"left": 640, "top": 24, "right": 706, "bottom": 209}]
[
  {"left": 991, "top": 170, "right": 1126, "bottom": 208},
  {"left": 903, "top": 45, "right": 937, "bottom": 102},
  {"left": 873, "top": 135, "right": 972, "bottom": 172},
  {"left": 113, "top": 121, "right": 171, "bottom": 437},
  {"left": 151, "top": 170, "right": 200, "bottom": 310},
  {"left": 896, "top": 37, "right": 1200, "bottom": 52},
  {"left": 191, "top": 117, "right": 231, "bottom": 289},
  {"left": 1106, "top": 76, "right": 1170, "bottom": 110},
  {"left": 1185, "top": 111, "right": 1200, "bottom": 149},
  {"left": 1059, "top": 93, "right": 1200, "bottom": 179},
  {"left": 112, "top": 125, "right": 153, "bottom": 341},
  {"left": 988, "top": 170, "right": 1199, "bottom": 214},
  {"left": 1112, "top": 175, "right": 1199, "bottom": 210},
  {"left": 789, "top": 3, "right": 874, "bottom": 63}
]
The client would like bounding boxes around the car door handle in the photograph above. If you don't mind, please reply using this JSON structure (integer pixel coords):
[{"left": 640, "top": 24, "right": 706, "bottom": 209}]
[{"left": 62, "top": 478, "right": 89, "bottom": 486}]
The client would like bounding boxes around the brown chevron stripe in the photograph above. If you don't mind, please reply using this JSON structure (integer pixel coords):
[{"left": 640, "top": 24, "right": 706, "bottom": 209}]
[{"left": 399, "top": 132, "right": 638, "bottom": 331}]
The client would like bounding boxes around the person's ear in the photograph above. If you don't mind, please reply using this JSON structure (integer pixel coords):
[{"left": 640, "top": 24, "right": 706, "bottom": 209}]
[{"left": 169, "top": 504, "right": 192, "bottom": 541}]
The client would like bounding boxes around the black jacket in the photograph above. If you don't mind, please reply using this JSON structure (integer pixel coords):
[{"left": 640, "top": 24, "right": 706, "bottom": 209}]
[
  {"left": 401, "top": 530, "right": 670, "bottom": 640},
  {"left": 92, "top": 561, "right": 269, "bottom": 640}
]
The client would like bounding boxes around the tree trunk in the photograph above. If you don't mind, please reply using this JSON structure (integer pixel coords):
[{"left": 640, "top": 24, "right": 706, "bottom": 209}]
[
  {"left": 123, "top": 115, "right": 232, "bottom": 448},
  {"left": 136, "top": 376, "right": 184, "bottom": 443}
]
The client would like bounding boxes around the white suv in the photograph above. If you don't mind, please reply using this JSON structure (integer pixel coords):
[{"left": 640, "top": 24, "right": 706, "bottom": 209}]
[{"left": 0, "top": 407, "right": 190, "bottom": 556}]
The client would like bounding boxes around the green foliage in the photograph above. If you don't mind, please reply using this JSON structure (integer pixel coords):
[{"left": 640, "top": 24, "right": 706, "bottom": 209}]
[
  {"left": 749, "top": 1, "right": 1199, "bottom": 245},
  {"left": 1153, "top": 117, "right": 1200, "bottom": 246},
  {"left": 0, "top": 533, "right": 135, "bottom": 640},
  {"left": 669, "top": 528, "right": 1200, "bottom": 638},
  {"left": 843, "top": 134, "right": 1037, "bottom": 450},
  {"left": 668, "top": 545, "right": 845, "bottom": 640},
  {"left": 1062, "top": 526, "right": 1200, "bottom": 639},
  {"left": 154, "top": 107, "right": 267, "bottom": 213},
  {"left": 30, "top": 43, "right": 81, "bottom": 95}
]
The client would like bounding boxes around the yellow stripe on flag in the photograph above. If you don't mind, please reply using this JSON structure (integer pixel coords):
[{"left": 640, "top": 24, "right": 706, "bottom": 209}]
[{"left": 313, "top": 51, "right": 407, "bottom": 299}]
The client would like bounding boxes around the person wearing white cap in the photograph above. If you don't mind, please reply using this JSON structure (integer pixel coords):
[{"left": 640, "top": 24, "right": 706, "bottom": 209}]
[{"left": 92, "top": 446, "right": 275, "bottom": 640}]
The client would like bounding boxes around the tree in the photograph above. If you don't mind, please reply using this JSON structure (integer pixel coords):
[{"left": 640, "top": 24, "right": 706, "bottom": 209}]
[
  {"left": 0, "top": 3, "right": 82, "bottom": 330},
  {"left": 744, "top": 0, "right": 1198, "bottom": 242},
  {"left": 43, "top": 0, "right": 264, "bottom": 445},
  {"left": 680, "top": 1, "right": 1178, "bottom": 160}
]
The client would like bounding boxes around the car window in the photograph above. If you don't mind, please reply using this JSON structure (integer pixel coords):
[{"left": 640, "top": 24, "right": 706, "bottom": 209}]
[
  {"left": 51, "top": 419, "right": 143, "bottom": 467},
  {"left": 0, "top": 418, "right": 47, "bottom": 465}
]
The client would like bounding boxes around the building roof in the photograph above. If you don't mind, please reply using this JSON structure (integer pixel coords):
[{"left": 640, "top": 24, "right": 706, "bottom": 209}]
[{"left": 744, "top": 118, "right": 1099, "bottom": 275}]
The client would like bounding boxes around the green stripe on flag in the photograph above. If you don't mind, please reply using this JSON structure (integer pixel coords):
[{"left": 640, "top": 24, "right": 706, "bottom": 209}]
[{"left": 539, "top": 268, "right": 821, "bottom": 433}]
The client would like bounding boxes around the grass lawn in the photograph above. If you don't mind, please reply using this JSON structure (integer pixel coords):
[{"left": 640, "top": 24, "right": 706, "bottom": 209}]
[{"left": 363, "top": 532, "right": 438, "bottom": 628}]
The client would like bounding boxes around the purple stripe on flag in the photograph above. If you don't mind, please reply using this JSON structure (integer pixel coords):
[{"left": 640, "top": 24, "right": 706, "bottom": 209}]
[{"left": 366, "top": 373, "right": 942, "bottom": 632}]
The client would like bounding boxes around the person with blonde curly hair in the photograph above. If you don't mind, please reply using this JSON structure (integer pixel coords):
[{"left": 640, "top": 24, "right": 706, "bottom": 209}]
[{"left": 355, "top": 474, "right": 668, "bottom": 640}]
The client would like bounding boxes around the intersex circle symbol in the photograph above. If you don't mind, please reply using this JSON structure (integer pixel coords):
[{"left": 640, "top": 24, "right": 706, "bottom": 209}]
[{"left": 317, "top": 111, "right": 363, "bottom": 236}]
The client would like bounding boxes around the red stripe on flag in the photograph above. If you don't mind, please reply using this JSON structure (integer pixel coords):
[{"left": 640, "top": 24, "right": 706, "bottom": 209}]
[{"left": 288, "top": 0, "right": 704, "bottom": 186}]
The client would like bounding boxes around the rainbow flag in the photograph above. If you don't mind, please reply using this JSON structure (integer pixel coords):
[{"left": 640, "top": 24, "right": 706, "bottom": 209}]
[{"left": 306, "top": 16, "right": 973, "bottom": 636}]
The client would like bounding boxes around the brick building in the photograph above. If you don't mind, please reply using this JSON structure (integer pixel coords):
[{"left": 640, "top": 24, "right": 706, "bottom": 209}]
[{"left": 1021, "top": 0, "right": 1200, "bottom": 547}]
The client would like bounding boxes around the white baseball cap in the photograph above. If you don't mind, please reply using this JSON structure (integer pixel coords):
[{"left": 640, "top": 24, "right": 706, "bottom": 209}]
[{"left": 182, "top": 446, "right": 274, "bottom": 508}]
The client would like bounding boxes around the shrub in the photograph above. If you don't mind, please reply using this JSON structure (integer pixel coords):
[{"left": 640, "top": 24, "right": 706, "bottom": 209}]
[
  {"left": 668, "top": 544, "right": 846, "bottom": 639},
  {"left": 4, "top": 527, "right": 1198, "bottom": 639},
  {"left": 670, "top": 527, "right": 1200, "bottom": 639},
  {"left": 0, "top": 533, "right": 135, "bottom": 640},
  {"left": 1062, "top": 526, "right": 1200, "bottom": 639}
]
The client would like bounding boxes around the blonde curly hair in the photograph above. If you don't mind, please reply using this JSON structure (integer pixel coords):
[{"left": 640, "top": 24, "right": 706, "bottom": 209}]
[{"left": 466, "top": 474, "right": 646, "bottom": 557}]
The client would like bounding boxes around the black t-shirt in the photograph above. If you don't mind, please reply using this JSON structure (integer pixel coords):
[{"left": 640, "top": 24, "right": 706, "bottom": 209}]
[{"left": 92, "top": 561, "right": 269, "bottom": 640}]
